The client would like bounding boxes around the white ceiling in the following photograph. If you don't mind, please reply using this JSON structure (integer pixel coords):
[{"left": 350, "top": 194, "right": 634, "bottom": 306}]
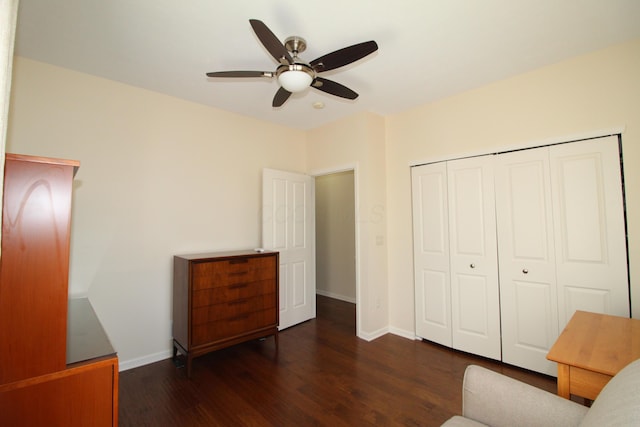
[{"left": 13, "top": 0, "right": 640, "bottom": 130}]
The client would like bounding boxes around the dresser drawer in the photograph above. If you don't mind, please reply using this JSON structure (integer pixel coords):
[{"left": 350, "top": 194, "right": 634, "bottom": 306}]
[
  {"left": 191, "top": 308, "right": 277, "bottom": 346},
  {"left": 192, "top": 256, "right": 276, "bottom": 290},
  {"left": 192, "top": 293, "right": 277, "bottom": 325},
  {"left": 192, "top": 279, "right": 276, "bottom": 308}
]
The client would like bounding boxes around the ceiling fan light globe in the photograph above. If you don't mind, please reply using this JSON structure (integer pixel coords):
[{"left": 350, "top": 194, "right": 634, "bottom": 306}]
[{"left": 278, "top": 70, "right": 313, "bottom": 93}]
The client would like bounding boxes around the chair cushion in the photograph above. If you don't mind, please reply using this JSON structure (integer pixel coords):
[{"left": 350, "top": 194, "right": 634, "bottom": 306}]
[
  {"left": 579, "top": 358, "right": 640, "bottom": 426},
  {"left": 441, "top": 415, "right": 488, "bottom": 427},
  {"left": 462, "top": 365, "right": 587, "bottom": 426}
]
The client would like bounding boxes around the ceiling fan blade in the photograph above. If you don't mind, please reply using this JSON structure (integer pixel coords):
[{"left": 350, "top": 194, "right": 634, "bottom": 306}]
[
  {"left": 272, "top": 87, "right": 292, "bottom": 107},
  {"left": 206, "top": 71, "right": 273, "bottom": 78},
  {"left": 312, "top": 77, "right": 358, "bottom": 100},
  {"left": 310, "top": 41, "right": 378, "bottom": 73},
  {"left": 249, "top": 19, "right": 293, "bottom": 65}
]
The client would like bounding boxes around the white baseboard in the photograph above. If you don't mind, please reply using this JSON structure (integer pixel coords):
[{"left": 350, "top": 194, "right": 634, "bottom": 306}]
[
  {"left": 118, "top": 315, "right": 415, "bottom": 372},
  {"left": 316, "top": 289, "right": 356, "bottom": 304},
  {"left": 119, "top": 349, "right": 173, "bottom": 372},
  {"left": 357, "top": 326, "right": 388, "bottom": 341},
  {"left": 388, "top": 326, "right": 419, "bottom": 340}
]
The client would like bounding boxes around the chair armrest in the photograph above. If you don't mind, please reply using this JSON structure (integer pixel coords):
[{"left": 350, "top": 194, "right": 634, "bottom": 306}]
[{"left": 462, "top": 365, "right": 588, "bottom": 427}]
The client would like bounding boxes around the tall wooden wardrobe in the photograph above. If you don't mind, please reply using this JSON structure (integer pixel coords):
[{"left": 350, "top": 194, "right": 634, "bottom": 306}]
[
  {"left": 412, "top": 135, "right": 629, "bottom": 376},
  {"left": 0, "top": 154, "right": 118, "bottom": 426}
]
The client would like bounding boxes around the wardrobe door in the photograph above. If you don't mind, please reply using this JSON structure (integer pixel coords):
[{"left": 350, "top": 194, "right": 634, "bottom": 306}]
[
  {"left": 0, "top": 155, "right": 78, "bottom": 383},
  {"left": 551, "top": 136, "right": 629, "bottom": 326},
  {"left": 447, "top": 156, "right": 501, "bottom": 360},
  {"left": 495, "top": 147, "right": 558, "bottom": 376},
  {"left": 412, "top": 162, "right": 452, "bottom": 346}
]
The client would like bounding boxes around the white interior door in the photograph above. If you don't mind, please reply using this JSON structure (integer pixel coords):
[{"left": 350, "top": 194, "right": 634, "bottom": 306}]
[
  {"left": 551, "top": 136, "right": 629, "bottom": 326},
  {"left": 495, "top": 147, "right": 559, "bottom": 376},
  {"left": 262, "top": 168, "right": 316, "bottom": 330},
  {"left": 447, "top": 155, "right": 501, "bottom": 360},
  {"left": 412, "top": 162, "right": 452, "bottom": 347}
]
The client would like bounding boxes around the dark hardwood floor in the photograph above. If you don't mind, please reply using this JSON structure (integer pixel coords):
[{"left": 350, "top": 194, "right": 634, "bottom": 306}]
[{"left": 119, "top": 295, "right": 556, "bottom": 426}]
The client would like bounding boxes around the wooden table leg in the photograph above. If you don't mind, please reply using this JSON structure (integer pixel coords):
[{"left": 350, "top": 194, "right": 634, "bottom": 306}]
[{"left": 557, "top": 363, "right": 571, "bottom": 399}]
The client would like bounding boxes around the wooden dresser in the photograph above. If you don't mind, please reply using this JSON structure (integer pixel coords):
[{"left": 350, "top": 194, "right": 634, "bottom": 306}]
[
  {"left": 173, "top": 250, "right": 279, "bottom": 376},
  {"left": 0, "top": 154, "right": 118, "bottom": 426}
]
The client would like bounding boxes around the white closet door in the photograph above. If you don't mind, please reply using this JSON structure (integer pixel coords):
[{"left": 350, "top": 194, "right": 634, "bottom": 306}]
[
  {"left": 448, "top": 156, "right": 501, "bottom": 360},
  {"left": 551, "top": 136, "right": 629, "bottom": 326},
  {"left": 412, "top": 162, "right": 451, "bottom": 346},
  {"left": 495, "top": 147, "right": 558, "bottom": 376}
]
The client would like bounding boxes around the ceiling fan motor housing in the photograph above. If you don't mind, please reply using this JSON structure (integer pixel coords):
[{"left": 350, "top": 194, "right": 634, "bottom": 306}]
[{"left": 284, "top": 36, "right": 307, "bottom": 55}]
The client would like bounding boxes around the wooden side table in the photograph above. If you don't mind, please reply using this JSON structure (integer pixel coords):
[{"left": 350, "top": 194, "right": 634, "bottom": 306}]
[{"left": 547, "top": 310, "right": 640, "bottom": 400}]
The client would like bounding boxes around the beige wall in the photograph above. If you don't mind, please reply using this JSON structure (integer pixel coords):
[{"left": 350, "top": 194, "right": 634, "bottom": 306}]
[
  {"left": 315, "top": 171, "right": 356, "bottom": 303},
  {"left": 7, "top": 57, "right": 307, "bottom": 368},
  {"left": 386, "top": 38, "right": 640, "bottom": 335},
  {"left": 7, "top": 37, "right": 639, "bottom": 368},
  {"left": 308, "top": 112, "right": 388, "bottom": 338}
]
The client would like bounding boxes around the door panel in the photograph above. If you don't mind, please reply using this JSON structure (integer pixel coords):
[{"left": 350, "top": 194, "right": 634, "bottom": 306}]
[
  {"left": 271, "top": 178, "right": 288, "bottom": 248},
  {"left": 411, "top": 163, "right": 452, "bottom": 346},
  {"left": 447, "top": 156, "right": 501, "bottom": 360},
  {"left": 495, "top": 147, "right": 558, "bottom": 375},
  {"left": 551, "top": 136, "right": 629, "bottom": 326},
  {"left": 455, "top": 273, "right": 490, "bottom": 336},
  {"left": 564, "top": 286, "right": 611, "bottom": 314},
  {"left": 292, "top": 261, "right": 306, "bottom": 307},
  {"left": 421, "top": 270, "right": 448, "bottom": 326},
  {"left": 292, "top": 181, "right": 307, "bottom": 248},
  {"left": 262, "top": 169, "right": 316, "bottom": 330},
  {"left": 512, "top": 280, "right": 555, "bottom": 351}
]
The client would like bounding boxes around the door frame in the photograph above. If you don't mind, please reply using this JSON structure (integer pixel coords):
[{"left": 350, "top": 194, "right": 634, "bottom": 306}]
[
  {"left": 311, "top": 163, "right": 361, "bottom": 338},
  {"left": 408, "top": 127, "right": 626, "bottom": 168}
]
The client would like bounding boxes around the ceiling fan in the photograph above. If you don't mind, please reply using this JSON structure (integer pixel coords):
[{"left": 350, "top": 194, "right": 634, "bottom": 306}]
[{"left": 206, "top": 19, "right": 378, "bottom": 107}]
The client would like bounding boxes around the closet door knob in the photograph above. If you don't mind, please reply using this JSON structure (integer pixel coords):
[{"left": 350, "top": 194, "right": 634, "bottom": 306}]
[
  {"left": 522, "top": 269, "right": 529, "bottom": 274},
  {"left": 470, "top": 263, "right": 476, "bottom": 269}
]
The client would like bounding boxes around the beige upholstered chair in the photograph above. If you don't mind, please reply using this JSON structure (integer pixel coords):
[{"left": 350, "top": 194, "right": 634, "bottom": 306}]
[{"left": 442, "top": 358, "right": 640, "bottom": 426}]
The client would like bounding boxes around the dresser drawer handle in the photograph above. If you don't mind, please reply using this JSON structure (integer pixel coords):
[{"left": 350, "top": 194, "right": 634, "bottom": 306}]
[
  {"left": 229, "top": 259, "right": 249, "bottom": 265},
  {"left": 227, "top": 299, "right": 248, "bottom": 306},
  {"left": 228, "top": 283, "right": 248, "bottom": 290},
  {"left": 229, "top": 271, "right": 248, "bottom": 276},
  {"left": 228, "top": 314, "right": 249, "bottom": 321}
]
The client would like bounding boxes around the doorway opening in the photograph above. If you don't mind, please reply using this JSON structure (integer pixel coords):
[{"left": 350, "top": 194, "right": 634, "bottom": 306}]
[{"left": 314, "top": 169, "right": 357, "bottom": 334}]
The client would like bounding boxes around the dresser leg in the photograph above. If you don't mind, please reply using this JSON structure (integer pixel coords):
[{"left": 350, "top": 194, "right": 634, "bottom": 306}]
[{"left": 171, "top": 340, "right": 189, "bottom": 371}]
